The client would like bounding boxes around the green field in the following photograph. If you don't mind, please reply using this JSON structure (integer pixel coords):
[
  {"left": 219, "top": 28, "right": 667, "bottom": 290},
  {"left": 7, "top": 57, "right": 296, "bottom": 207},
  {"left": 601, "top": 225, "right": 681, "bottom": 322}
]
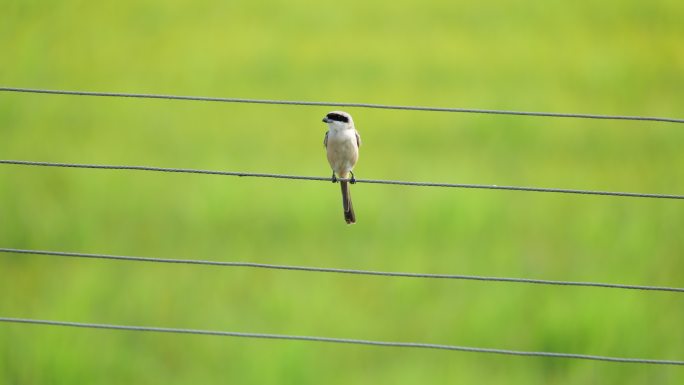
[{"left": 1, "top": 0, "right": 683, "bottom": 383}]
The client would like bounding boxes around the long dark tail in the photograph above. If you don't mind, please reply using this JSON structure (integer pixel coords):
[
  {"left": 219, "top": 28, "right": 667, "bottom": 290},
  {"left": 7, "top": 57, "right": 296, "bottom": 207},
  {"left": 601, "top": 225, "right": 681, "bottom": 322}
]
[{"left": 340, "top": 181, "right": 356, "bottom": 224}]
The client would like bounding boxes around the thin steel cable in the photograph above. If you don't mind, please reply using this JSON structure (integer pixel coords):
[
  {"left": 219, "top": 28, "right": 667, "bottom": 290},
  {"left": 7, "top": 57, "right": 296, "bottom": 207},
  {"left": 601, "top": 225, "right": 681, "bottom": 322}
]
[
  {"left": 2, "top": 247, "right": 682, "bottom": 293},
  {"left": 0, "top": 317, "right": 682, "bottom": 365},
  {"left": 2, "top": 86, "right": 683, "bottom": 124},
  {"left": 2, "top": 159, "right": 683, "bottom": 200}
]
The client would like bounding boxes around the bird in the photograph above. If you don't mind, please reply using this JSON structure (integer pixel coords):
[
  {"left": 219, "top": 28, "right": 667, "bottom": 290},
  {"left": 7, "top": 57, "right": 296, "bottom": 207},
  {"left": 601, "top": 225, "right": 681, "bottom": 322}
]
[{"left": 322, "top": 111, "right": 361, "bottom": 224}]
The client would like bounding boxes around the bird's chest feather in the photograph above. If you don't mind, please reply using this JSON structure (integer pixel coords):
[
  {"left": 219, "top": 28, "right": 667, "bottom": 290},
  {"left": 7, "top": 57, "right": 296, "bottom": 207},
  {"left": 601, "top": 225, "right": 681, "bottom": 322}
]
[
  {"left": 326, "top": 130, "right": 356, "bottom": 150},
  {"left": 326, "top": 129, "right": 358, "bottom": 172}
]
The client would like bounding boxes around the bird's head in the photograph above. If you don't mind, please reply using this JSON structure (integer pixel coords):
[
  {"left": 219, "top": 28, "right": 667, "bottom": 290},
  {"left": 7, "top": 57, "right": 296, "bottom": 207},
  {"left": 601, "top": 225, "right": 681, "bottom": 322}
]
[{"left": 322, "top": 111, "right": 354, "bottom": 130}]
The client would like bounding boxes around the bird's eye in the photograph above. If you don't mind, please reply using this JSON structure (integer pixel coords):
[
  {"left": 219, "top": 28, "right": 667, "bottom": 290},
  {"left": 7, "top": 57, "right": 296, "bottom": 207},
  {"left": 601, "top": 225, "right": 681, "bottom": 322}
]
[{"left": 327, "top": 113, "right": 349, "bottom": 123}]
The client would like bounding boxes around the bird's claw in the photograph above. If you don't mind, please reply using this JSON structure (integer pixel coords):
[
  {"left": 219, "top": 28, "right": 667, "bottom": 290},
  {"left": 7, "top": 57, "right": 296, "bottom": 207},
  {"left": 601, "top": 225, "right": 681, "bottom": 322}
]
[
  {"left": 350, "top": 171, "right": 356, "bottom": 184},
  {"left": 331, "top": 173, "right": 338, "bottom": 183}
]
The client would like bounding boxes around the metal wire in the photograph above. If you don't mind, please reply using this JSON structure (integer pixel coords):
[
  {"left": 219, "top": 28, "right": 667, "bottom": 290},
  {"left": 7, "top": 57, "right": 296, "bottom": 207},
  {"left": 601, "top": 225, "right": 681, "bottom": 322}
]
[
  {"left": 0, "top": 317, "right": 681, "bottom": 365},
  {"left": 2, "top": 247, "right": 683, "bottom": 293},
  {"left": 2, "top": 159, "right": 683, "bottom": 200},
  {"left": 2, "top": 86, "right": 683, "bottom": 124}
]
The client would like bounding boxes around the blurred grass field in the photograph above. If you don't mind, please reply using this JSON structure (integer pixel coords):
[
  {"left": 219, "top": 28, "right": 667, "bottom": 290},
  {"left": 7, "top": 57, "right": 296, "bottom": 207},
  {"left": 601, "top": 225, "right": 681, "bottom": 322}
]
[{"left": 1, "top": 0, "right": 684, "bottom": 383}]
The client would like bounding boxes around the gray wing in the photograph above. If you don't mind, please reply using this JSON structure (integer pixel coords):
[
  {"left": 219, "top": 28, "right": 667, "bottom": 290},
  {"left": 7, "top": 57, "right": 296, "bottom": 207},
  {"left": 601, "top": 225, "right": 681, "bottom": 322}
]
[
  {"left": 323, "top": 131, "right": 329, "bottom": 147},
  {"left": 355, "top": 131, "right": 361, "bottom": 147}
]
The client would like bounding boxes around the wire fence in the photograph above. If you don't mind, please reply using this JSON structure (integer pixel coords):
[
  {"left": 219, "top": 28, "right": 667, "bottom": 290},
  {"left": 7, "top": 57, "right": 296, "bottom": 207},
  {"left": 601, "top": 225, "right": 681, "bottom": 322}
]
[
  {"left": 2, "top": 247, "right": 682, "bottom": 293},
  {"left": 2, "top": 160, "right": 683, "bottom": 200},
  {"left": 1, "top": 317, "right": 682, "bottom": 366},
  {"left": 2, "top": 86, "right": 684, "bottom": 124},
  {"left": 3, "top": 85, "right": 682, "bottom": 367}
]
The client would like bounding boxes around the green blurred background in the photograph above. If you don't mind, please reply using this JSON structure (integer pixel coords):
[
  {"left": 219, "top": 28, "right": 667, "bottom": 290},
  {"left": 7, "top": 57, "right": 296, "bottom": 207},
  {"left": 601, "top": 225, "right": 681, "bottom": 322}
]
[{"left": 1, "top": 0, "right": 683, "bottom": 383}]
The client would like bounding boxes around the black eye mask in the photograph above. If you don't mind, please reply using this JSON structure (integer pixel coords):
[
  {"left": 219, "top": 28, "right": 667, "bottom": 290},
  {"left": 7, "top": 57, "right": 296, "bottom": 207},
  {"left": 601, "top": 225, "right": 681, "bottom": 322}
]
[{"left": 326, "top": 113, "right": 349, "bottom": 123}]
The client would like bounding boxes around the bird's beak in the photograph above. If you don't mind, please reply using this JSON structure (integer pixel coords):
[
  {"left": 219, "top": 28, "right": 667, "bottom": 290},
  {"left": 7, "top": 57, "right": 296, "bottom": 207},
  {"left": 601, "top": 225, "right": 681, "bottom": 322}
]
[{"left": 322, "top": 117, "right": 331, "bottom": 123}]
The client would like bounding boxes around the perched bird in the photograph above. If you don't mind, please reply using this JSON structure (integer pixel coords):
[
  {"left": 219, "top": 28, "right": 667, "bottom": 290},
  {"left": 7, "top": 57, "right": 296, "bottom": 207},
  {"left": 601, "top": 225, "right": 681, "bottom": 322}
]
[{"left": 323, "top": 111, "right": 361, "bottom": 224}]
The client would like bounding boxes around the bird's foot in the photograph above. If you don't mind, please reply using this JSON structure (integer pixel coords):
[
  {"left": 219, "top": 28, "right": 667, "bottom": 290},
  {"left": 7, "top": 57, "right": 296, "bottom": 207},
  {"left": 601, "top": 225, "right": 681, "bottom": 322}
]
[
  {"left": 331, "top": 173, "right": 338, "bottom": 183},
  {"left": 350, "top": 171, "right": 356, "bottom": 184}
]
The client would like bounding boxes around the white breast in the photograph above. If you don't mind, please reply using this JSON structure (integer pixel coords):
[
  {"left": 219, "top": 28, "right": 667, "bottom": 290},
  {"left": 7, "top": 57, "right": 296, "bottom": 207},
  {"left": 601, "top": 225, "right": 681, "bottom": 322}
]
[{"left": 326, "top": 128, "right": 359, "bottom": 177}]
